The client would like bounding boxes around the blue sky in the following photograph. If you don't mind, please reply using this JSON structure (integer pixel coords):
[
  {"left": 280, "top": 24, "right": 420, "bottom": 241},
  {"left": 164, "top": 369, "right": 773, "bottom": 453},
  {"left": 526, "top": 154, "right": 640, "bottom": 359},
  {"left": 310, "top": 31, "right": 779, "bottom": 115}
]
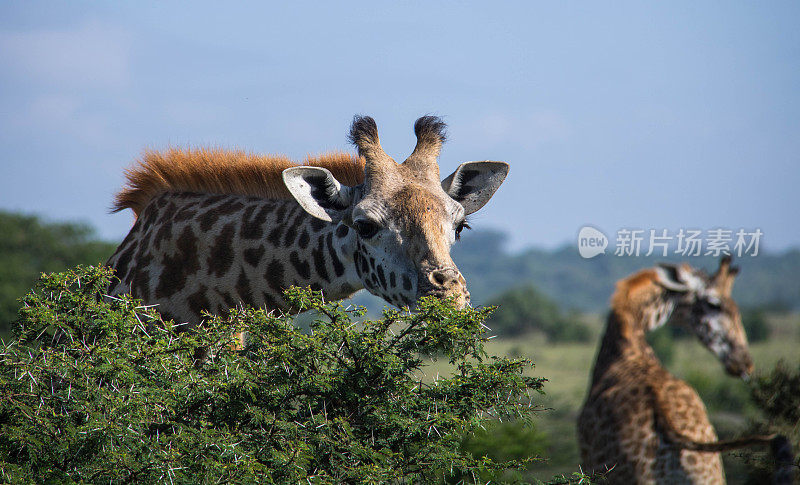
[{"left": 1, "top": 2, "right": 798, "bottom": 251}]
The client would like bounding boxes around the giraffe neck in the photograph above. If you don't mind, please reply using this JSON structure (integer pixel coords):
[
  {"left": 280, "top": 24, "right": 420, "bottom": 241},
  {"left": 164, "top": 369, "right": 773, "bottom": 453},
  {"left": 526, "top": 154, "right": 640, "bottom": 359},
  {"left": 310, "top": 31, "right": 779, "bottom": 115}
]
[
  {"left": 284, "top": 217, "right": 363, "bottom": 301},
  {"left": 106, "top": 191, "right": 365, "bottom": 323},
  {"left": 235, "top": 196, "right": 365, "bottom": 306},
  {"left": 590, "top": 288, "right": 675, "bottom": 384}
]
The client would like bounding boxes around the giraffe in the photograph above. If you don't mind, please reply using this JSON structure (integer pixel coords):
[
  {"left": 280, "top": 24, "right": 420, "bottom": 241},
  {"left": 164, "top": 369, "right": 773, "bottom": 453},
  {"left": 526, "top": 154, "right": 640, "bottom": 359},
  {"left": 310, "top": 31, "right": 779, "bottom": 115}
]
[
  {"left": 577, "top": 257, "right": 776, "bottom": 484},
  {"left": 106, "top": 115, "right": 509, "bottom": 327}
]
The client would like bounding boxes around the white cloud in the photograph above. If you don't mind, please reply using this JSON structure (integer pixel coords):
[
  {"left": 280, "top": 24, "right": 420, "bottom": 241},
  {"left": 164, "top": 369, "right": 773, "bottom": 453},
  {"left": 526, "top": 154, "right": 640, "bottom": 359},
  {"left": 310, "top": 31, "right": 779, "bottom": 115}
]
[{"left": 0, "top": 19, "right": 132, "bottom": 90}]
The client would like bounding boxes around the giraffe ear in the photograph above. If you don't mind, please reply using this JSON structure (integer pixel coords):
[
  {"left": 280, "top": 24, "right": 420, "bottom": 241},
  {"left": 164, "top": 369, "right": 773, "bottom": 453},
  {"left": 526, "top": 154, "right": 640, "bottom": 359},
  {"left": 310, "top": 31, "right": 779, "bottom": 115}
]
[
  {"left": 654, "top": 264, "right": 695, "bottom": 292},
  {"left": 441, "top": 161, "right": 509, "bottom": 215},
  {"left": 282, "top": 167, "right": 353, "bottom": 222}
]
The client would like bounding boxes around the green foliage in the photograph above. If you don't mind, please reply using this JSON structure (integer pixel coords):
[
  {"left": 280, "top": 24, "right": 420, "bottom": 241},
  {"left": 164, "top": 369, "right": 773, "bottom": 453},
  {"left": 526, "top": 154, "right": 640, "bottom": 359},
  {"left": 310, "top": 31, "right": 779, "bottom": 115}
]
[
  {"left": 0, "top": 266, "right": 545, "bottom": 484},
  {"left": 751, "top": 361, "right": 800, "bottom": 431},
  {"left": 486, "top": 286, "right": 591, "bottom": 342},
  {"left": 0, "top": 210, "right": 116, "bottom": 337},
  {"left": 737, "top": 361, "right": 800, "bottom": 484},
  {"left": 683, "top": 370, "right": 752, "bottom": 414},
  {"left": 741, "top": 309, "right": 771, "bottom": 343},
  {"left": 451, "top": 419, "right": 549, "bottom": 483},
  {"left": 461, "top": 420, "right": 548, "bottom": 465}
]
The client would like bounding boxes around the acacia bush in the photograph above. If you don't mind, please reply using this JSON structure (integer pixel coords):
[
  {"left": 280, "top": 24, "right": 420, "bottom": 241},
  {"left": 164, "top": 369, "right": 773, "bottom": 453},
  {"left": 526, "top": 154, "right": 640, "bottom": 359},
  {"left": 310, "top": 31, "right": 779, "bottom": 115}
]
[{"left": 0, "top": 266, "right": 546, "bottom": 484}]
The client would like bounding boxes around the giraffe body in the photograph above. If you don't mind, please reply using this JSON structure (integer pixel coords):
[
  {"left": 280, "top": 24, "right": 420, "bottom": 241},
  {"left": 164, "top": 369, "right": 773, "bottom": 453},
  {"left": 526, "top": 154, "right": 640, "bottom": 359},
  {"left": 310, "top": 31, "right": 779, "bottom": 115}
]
[
  {"left": 578, "top": 258, "right": 760, "bottom": 484},
  {"left": 106, "top": 116, "right": 509, "bottom": 325}
]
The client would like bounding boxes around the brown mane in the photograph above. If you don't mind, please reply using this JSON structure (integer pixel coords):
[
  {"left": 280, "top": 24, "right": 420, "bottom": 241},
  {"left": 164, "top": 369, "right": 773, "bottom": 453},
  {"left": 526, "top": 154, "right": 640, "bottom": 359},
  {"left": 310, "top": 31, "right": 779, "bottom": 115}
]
[
  {"left": 112, "top": 147, "right": 366, "bottom": 216},
  {"left": 609, "top": 269, "right": 660, "bottom": 314}
]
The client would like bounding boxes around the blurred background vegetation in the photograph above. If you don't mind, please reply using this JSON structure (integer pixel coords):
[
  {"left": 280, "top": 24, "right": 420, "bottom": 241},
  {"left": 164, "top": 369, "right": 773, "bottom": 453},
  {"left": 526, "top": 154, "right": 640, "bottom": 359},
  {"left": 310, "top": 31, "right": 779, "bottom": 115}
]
[
  {"left": 0, "top": 210, "right": 116, "bottom": 337},
  {"left": 0, "top": 209, "right": 797, "bottom": 483}
]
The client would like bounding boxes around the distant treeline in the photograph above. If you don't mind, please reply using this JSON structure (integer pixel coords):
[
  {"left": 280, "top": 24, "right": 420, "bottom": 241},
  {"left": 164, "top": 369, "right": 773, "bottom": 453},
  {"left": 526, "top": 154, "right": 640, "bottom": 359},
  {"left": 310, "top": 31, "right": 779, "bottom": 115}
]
[
  {"left": 1, "top": 210, "right": 798, "bottom": 336},
  {"left": 452, "top": 230, "right": 800, "bottom": 312}
]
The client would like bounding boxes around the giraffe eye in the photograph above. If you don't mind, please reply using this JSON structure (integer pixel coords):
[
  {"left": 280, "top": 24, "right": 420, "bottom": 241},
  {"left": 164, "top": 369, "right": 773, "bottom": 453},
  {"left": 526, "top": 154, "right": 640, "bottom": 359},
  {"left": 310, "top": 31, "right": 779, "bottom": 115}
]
[
  {"left": 455, "top": 220, "right": 471, "bottom": 240},
  {"left": 703, "top": 297, "right": 722, "bottom": 311},
  {"left": 353, "top": 219, "right": 380, "bottom": 239}
]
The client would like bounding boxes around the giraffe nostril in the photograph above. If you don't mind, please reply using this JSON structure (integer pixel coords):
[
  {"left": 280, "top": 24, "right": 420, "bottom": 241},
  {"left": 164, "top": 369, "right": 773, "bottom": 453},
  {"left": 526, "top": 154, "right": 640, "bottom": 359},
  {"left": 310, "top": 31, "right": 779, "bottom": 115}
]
[{"left": 429, "top": 270, "right": 450, "bottom": 287}]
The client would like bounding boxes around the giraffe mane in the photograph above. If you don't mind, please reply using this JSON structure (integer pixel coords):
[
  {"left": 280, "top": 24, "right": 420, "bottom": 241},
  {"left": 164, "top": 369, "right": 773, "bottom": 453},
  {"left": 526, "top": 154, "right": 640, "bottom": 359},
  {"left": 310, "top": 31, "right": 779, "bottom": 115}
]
[
  {"left": 112, "top": 147, "right": 366, "bottom": 216},
  {"left": 610, "top": 269, "right": 659, "bottom": 310}
]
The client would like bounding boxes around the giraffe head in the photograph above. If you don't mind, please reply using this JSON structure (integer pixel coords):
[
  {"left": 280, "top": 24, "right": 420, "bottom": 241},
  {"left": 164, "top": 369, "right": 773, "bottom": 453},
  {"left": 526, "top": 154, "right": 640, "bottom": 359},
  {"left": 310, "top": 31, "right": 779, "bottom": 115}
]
[
  {"left": 283, "top": 115, "right": 508, "bottom": 309},
  {"left": 654, "top": 256, "right": 753, "bottom": 378}
]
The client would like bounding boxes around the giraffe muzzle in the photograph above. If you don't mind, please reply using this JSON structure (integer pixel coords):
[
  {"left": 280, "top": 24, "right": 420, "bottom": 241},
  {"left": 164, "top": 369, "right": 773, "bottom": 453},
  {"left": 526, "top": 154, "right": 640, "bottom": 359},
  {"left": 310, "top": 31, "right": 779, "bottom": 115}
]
[
  {"left": 422, "top": 267, "right": 470, "bottom": 308},
  {"left": 725, "top": 346, "right": 755, "bottom": 379}
]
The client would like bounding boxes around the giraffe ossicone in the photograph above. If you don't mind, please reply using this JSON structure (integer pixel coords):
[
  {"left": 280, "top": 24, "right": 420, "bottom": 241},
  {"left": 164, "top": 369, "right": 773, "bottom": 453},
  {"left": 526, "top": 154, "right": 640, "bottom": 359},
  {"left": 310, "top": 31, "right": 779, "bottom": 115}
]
[
  {"left": 106, "top": 115, "right": 509, "bottom": 326},
  {"left": 578, "top": 256, "right": 776, "bottom": 483}
]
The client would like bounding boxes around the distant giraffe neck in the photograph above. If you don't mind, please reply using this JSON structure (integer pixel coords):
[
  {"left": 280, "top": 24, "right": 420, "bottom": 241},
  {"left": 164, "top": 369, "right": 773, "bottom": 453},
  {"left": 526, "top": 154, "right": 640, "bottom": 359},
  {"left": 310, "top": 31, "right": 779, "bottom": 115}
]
[
  {"left": 591, "top": 285, "right": 675, "bottom": 383},
  {"left": 107, "top": 191, "right": 363, "bottom": 323}
]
